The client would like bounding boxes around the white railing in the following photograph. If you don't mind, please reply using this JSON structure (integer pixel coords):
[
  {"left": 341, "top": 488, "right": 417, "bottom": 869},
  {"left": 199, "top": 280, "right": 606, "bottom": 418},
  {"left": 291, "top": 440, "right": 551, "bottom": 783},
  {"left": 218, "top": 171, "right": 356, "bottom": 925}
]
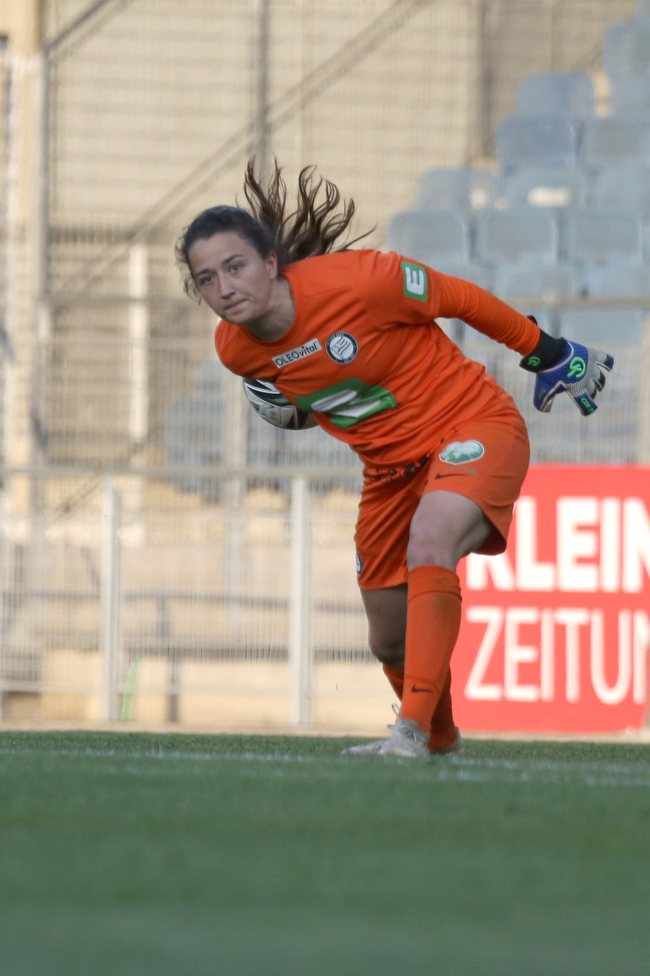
[{"left": 0, "top": 466, "right": 386, "bottom": 730}]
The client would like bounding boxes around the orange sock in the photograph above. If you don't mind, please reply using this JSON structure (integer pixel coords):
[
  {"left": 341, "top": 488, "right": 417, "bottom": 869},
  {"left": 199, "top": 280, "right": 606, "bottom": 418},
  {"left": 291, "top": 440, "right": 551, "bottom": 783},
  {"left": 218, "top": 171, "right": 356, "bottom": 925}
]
[
  {"left": 382, "top": 662, "right": 457, "bottom": 748},
  {"left": 401, "top": 565, "right": 462, "bottom": 734},
  {"left": 382, "top": 664, "right": 404, "bottom": 700},
  {"left": 428, "top": 668, "right": 458, "bottom": 750}
]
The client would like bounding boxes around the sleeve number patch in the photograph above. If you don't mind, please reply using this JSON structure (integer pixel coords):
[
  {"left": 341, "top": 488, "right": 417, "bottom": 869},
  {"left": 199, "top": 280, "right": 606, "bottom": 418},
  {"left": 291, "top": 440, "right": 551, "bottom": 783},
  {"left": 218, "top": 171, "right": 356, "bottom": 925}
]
[
  {"left": 295, "top": 378, "right": 396, "bottom": 429},
  {"left": 401, "top": 260, "right": 428, "bottom": 301}
]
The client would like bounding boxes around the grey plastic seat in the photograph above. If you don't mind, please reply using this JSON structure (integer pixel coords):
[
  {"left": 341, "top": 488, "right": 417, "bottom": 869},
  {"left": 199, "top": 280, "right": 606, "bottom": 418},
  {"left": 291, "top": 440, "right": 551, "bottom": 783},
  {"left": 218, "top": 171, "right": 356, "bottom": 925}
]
[
  {"left": 603, "top": 21, "right": 650, "bottom": 76},
  {"left": 248, "top": 415, "right": 358, "bottom": 470},
  {"left": 494, "top": 263, "right": 579, "bottom": 300},
  {"left": 610, "top": 75, "right": 650, "bottom": 116},
  {"left": 493, "top": 264, "right": 577, "bottom": 337},
  {"left": 515, "top": 73, "right": 594, "bottom": 119},
  {"left": 581, "top": 263, "right": 650, "bottom": 297},
  {"left": 496, "top": 116, "right": 580, "bottom": 172},
  {"left": 564, "top": 209, "right": 643, "bottom": 265},
  {"left": 193, "top": 358, "right": 223, "bottom": 396},
  {"left": 433, "top": 262, "right": 493, "bottom": 291},
  {"left": 498, "top": 166, "right": 586, "bottom": 209},
  {"left": 475, "top": 208, "right": 558, "bottom": 265},
  {"left": 561, "top": 307, "right": 647, "bottom": 345},
  {"left": 591, "top": 162, "right": 650, "bottom": 215},
  {"left": 164, "top": 396, "right": 222, "bottom": 500},
  {"left": 387, "top": 210, "right": 470, "bottom": 264},
  {"left": 415, "top": 168, "right": 496, "bottom": 211},
  {"left": 582, "top": 117, "right": 650, "bottom": 168},
  {"left": 638, "top": 0, "right": 650, "bottom": 18}
]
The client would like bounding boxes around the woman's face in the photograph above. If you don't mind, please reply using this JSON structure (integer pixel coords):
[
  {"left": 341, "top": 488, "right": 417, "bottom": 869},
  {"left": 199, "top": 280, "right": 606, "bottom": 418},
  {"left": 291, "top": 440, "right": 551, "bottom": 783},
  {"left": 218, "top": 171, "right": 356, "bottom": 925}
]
[{"left": 188, "top": 232, "right": 278, "bottom": 325}]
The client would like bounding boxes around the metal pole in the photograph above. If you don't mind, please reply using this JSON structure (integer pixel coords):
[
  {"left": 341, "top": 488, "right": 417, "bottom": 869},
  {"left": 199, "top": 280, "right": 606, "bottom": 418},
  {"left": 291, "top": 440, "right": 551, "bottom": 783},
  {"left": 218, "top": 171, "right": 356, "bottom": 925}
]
[
  {"left": 29, "top": 49, "right": 50, "bottom": 504},
  {"left": 223, "top": 371, "right": 247, "bottom": 641},
  {"left": 289, "top": 475, "right": 312, "bottom": 725},
  {"left": 253, "top": 0, "right": 271, "bottom": 175},
  {"left": 475, "top": 0, "right": 492, "bottom": 161},
  {"left": 128, "top": 242, "right": 149, "bottom": 448},
  {"left": 100, "top": 477, "right": 122, "bottom": 721},
  {"left": 128, "top": 242, "right": 148, "bottom": 543},
  {"left": 638, "top": 311, "right": 650, "bottom": 463},
  {"left": 0, "top": 37, "right": 15, "bottom": 477}
]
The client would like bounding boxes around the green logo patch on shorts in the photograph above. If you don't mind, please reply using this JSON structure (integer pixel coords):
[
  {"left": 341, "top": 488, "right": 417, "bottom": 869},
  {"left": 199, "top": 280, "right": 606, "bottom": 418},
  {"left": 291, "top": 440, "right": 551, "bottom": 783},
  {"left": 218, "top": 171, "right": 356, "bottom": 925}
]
[
  {"left": 439, "top": 440, "right": 485, "bottom": 465},
  {"left": 401, "top": 261, "right": 428, "bottom": 301}
]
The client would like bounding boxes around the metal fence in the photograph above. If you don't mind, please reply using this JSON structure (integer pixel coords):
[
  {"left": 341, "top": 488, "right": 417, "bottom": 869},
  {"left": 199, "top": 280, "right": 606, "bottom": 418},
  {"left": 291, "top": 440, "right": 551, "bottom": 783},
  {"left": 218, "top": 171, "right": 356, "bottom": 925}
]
[
  {"left": 0, "top": 0, "right": 645, "bottom": 727},
  {"left": 0, "top": 468, "right": 375, "bottom": 726}
]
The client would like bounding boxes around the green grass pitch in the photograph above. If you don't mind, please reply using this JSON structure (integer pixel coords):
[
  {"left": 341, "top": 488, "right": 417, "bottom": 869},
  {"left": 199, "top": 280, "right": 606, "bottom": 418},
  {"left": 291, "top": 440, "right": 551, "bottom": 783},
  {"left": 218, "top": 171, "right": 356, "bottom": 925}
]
[{"left": 1, "top": 731, "right": 649, "bottom": 976}]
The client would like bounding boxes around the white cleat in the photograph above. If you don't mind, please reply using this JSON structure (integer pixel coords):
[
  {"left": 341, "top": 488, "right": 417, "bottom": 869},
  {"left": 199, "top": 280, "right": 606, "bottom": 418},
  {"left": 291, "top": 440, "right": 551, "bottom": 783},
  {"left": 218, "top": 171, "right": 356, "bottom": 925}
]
[
  {"left": 432, "top": 728, "right": 465, "bottom": 756},
  {"left": 376, "top": 718, "right": 431, "bottom": 758},
  {"left": 340, "top": 703, "right": 400, "bottom": 755},
  {"left": 341, "top": 739, "right": 385, "bottom": 756},
  {"left": 341, "top": 711, "right": 465, "bottom": 757}
]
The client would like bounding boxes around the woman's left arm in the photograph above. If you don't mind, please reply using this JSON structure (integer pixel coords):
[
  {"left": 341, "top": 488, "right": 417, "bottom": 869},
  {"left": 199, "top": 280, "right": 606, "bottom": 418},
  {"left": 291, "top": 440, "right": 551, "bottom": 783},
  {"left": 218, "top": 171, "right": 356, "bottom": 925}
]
[{"left": 432, "top": 269, "right": 541, "bottom": 356}]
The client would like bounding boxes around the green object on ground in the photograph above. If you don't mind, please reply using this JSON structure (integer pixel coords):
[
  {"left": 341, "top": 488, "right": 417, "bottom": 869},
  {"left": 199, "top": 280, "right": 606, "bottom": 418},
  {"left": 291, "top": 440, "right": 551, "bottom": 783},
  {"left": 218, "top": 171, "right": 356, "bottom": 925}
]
[{"left": 0, "top": 731, "right": 649, "bottom": 976}]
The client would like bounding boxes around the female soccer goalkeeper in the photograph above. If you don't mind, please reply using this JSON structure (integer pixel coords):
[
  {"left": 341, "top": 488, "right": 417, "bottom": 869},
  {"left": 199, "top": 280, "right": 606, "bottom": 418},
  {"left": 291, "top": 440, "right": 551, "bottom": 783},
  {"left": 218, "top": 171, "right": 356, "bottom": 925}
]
[{"left": 176, "top": 160, "right": 612, "bottom": 758}]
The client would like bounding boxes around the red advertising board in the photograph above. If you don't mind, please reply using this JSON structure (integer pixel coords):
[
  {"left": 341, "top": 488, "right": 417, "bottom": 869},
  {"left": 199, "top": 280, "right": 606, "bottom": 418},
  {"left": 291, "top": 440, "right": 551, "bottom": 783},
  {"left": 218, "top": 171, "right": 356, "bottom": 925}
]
[{"left": 453, "top": 466, "right": 650, "bottom": 733}]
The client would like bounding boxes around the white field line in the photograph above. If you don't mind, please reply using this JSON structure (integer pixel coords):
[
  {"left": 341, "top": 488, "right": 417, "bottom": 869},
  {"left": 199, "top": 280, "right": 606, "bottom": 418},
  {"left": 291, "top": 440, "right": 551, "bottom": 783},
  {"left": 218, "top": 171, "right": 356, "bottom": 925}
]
[{"left": 0, "top": 746, "right": 650, "bottom": 788}]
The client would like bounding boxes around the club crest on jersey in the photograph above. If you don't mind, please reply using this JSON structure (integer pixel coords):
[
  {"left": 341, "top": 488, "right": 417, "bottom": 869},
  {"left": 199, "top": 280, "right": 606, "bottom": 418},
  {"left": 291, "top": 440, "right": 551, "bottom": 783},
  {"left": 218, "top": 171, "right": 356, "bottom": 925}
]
[
  {"left": 272, "top": 338, "right": 322, "bottom": 368},
  {"left": 439, "top": 440, "right": 485, "bottom": 465},
  {"left": 326, "top": 332, "right": 359, "bottom": 364},
  {"left": 401, "top": 260, "right": 428, "bottom": 301}
]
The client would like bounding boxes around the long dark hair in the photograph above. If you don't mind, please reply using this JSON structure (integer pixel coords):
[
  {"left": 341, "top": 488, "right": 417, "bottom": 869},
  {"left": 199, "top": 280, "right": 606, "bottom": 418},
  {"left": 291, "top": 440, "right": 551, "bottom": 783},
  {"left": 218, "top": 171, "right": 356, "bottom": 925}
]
[{"left": 176, "top": 158, "right": 370, "bottom": 298}]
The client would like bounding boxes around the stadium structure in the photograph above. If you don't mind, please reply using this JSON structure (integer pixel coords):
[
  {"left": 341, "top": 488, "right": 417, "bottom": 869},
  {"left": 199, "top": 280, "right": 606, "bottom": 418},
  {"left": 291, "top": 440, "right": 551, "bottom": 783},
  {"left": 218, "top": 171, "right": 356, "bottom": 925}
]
[{"left": 0, "top": 0, "right": 648, "bottom": 735}]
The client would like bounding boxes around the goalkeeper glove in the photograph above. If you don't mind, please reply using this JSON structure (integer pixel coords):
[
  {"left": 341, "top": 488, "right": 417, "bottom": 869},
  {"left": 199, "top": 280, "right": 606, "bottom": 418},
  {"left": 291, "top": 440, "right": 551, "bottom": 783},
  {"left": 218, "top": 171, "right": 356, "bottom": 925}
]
[{"left": 520, "top": 325, "right": 614, "bottom": 416}]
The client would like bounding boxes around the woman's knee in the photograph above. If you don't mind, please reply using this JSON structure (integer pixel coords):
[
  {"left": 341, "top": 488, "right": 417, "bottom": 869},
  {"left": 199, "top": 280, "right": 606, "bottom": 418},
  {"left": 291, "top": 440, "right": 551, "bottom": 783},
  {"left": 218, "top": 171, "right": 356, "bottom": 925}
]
[
  {"left": 407, "top": 524, "right": 453, "bottom": 569},
  {"left": 361, "top": 585, "right": 407, "bottom": 667},
  {"left": 367, "top": 631, "right": 405, "bottom": 667}
]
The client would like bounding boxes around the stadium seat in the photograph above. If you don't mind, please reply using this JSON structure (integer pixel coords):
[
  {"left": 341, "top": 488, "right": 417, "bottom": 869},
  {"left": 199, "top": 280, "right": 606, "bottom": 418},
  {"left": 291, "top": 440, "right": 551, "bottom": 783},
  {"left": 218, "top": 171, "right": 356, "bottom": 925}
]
[
  {"left": 610, "top": 74, "right": 650, "bottom": 116},
  {"left": 494, "top": 262, "right": 579, "bottom": 300},
  {"left": 638, "top": 0, "right": 650, "bottom": 18},
  {"left": 515, "top": 72, "right": 595, "bottom": 119},
  {"left": 561, "top": 307, "right": 647, "bottom": 345},
  {"left": 582, "top": 117, "right": 650, "bottom": 168},
  {"left": 247, "top": 413, "right": 358, "bottom": 470},
  {"left": 492, "top": 264, "right": 576, "bottom": 339},
  {"left": 563, "top": 209, "right": 643, "bottom": 265},
  {"left": 193, "top": 358, "right": 223, "bottom": 396},
  {"left": 582, "top": 263, "right": 650, "bottom": 297},
  {"left": 387, "top": 210, "right": 470, "bottom": 264},
  {"left": 433, "top": 262, "right": 493, "bottom": 290},
  {"left": 475, "top": 208, "right": 558, "bottom": 265},
  {"left": 497, "top": 166, "right": 586, "bottom": 209},
  {"left": 164, "top": 396, "right": 222, "bottom": 500},
  {"left": 495, "top": 116, "right": 580, "bottom": 171},
  {"left": 603, "top": 21, "right": 650, "bottom": 77},
  {"left": 415, "top": 168, "right": 496, "bottom": 211},
  {"left": 591, "top": 162, "right": 650, "bottom": 214}
]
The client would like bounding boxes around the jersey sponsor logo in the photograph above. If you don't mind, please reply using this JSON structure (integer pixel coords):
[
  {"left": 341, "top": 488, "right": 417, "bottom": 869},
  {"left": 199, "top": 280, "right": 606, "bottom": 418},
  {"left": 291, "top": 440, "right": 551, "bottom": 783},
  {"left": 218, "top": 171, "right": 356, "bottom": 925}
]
[
  {"left": 439, "top": 440, "right": 485, "bottom": 465},
  {"left": 272, "top": 338, "right": 322, "bottom": 368},
  {"left": 325, "top": 332, "right": 359, "bottom": 364},
  {"left": 295, "top": 378, "right": 396, "bottom": 429},
  {"left": 401, "top": 260, "right": 428, "bottom": 301}
]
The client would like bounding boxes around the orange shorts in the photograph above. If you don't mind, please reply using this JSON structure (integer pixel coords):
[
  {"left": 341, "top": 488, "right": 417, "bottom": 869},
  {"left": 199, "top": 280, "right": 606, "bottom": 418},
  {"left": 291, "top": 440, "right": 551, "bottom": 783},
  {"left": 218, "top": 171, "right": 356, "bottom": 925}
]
[{"left": 354, "top": 408, "right": 530, "bottom": 590}]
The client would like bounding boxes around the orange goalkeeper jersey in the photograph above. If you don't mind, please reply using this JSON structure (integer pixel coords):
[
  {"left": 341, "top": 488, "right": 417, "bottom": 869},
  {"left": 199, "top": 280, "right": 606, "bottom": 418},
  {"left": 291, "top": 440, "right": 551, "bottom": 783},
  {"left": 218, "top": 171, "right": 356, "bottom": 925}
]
[{"left": 215, "top": 249, "right": 540, "bottom": 468}]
